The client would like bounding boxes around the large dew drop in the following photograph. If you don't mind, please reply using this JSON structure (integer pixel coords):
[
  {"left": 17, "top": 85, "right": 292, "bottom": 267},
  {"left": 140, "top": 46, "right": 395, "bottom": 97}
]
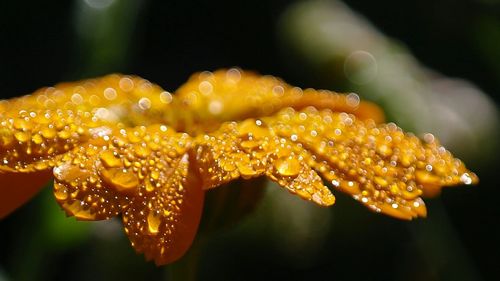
[
  {"left": 101, "top": 167, "right": 140, "bottom": 194},
  {"left": 274, "top": 156, "right": 301, "bottom": 177},
  {"left": 147, "top": 211, "right": 161, "bottom": 235}
]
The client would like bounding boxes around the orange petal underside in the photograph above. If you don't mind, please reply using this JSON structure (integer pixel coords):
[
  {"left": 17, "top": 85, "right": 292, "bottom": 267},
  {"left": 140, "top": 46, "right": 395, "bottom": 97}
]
[{"left": 0, "top": 170, "right": 52, "bottom": 218}]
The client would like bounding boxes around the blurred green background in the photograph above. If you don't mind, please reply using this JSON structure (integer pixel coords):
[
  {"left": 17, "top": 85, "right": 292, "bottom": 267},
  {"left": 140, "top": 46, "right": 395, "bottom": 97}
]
[{"left": 1, "top": 0, "right": 499, "bottom": 280}]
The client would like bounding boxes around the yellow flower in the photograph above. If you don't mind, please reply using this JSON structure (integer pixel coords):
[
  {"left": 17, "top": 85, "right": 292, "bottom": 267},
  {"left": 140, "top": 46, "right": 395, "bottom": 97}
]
[{"left": 0, "top": 69, "right": 478, "bottom": 265}]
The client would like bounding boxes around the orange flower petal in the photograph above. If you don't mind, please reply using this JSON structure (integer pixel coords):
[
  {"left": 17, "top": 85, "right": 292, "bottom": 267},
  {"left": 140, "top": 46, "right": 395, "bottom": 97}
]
[
  {"left": 0, "top": 170, "right": 52, "bottom": 218},
  {"left": 0, "top": 69, "right": 479, "bottom": 266},
  {"left": 123, "top": 152, "right": 204, "bottom": 265},
  {"left": 194, "top": 119, "right": 336, "bottom": 206},
  {"left": 0, "top": 74, "right": 172, "bottom": 172},
  {"left": 51, "top": 124, "right": 204, "bottom": 264},
  {"left": 262, "top": 107, "right": 478, "bottom": 219},
  {"left": 173, "top": 68, "right": 384, "bottom": 134}
]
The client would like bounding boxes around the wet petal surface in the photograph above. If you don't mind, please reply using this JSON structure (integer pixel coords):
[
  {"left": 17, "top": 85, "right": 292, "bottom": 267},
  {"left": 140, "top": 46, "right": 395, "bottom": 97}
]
[{"left": 0, "top": 69, "right": 479, "bottom": 265}]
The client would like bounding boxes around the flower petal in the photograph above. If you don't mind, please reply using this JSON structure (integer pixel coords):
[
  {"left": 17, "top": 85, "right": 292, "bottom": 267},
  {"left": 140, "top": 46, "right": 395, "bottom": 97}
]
[
  {"left": 194, "top": 119, "right": 336, "bottom": 206},
  {"left": 52, "top": 124, "right": 204, "bottom": 264},
  {"left": 123, "top": 152, "right": 204, "bottom": 265},
  {"left": 0, "top": 74, "right": 171, "bottom": 173},
  {"left": 264, "top": 107, "right": 478, "bottom": 219},
  {"left": 0, "top": 170, "right": 52, "bottom": 218},
  {"left": 174, "top": 68, "right": 384, "bottom": 134}
]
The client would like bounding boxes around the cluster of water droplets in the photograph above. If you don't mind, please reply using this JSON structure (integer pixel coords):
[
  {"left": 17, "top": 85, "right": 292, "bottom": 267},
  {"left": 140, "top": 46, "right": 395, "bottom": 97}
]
[{"left": 266, "top": 107, "right": 477, "bottom": 219}]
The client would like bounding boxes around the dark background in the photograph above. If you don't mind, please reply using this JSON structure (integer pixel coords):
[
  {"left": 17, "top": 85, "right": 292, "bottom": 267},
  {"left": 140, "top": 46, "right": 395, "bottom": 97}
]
[{"left": 1, "top": 0, "right": 499, "bottom": 280}]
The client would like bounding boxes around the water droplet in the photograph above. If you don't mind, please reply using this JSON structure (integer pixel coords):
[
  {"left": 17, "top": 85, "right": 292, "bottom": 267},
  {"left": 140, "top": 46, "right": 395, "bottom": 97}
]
[
  {"left": 150, "top": 170, "right": 160, "bottom": 180},
  {"left": 34, "top": 161, "right": 49, "bottom": 171},
  {"left": 14, "top": 131, "right": 30, "bottom": 143},
  {"left": 145, "top": 179, "right": 155, "bottom": 192},
  {"left": 377, "top": 144, "right": 392, "bottom": 157},
  {"left": 415, "top": 170, "right": 441, "bottom": 186},
  {"left": 240, "top": 140, "right": 260, "bottom": 149},
  {"left": 222, "top": 161, "right": 237, "bottom": 172},
  {"left": 0, "top": 128, "right": 14, "bottom": 147},
  {"left": 147, "top": 212, "right": 161, "bottom": 234},
  {"left": 346, "top": 93, "right": 360, "bottom": 107},
  {"left": 344, "top": 50, "right": 378, "bottom": 85},
  {"left": 99, "top": 150, "right": 122, "bottom": 168},
  {"left": 57, "top": 130, "right": 72, "bottom": 140},
  {"left": 159, "top": 91, "right": 172, "bottom": 104},
  {"left": 101, "top": 167, "right": 139, "bottom": 193},
  {"left": 13, "top": 118, "right": 32, "bottom": 130},
  {"left": 31, "top": 134, "right": 43, "bottom": 145},
  {"left": 374, "top": 177, "right": 388, "bottom": 188},
  {"left": 226, "top": 68, "right": 241, "bottom": 82},
  {"left": 103, "top": 87, "right": 117, "bottom": 100},
  {"left": 198, "top": 81, "right": 213, "bottom": 95},
  {"left": 272, "top": 85, "right": 285, "bottom": 96},
  {"left": 63, "top": 200, "right": 96, "bottom": 220},
  {"left": 236, "top": 162, "right": 257, "bottom": 178},
  {"left": 134, "top": 145, "right": 151, "bottom": 158},
  {"left": 413, "top": 198, "right": 427, "bottom": 217},
  {"left": 208, "top": 100, "right": 223, "bottom": 115},
  {"left": 138, "top": 97, "right": 151, "bottom": 110},
  {"left": 40, "top": 128, "right": 56, "bottom": 139},
  {"left": 460, "top": 173, "right": 472, "bottom": 185},
  {"left": 274, "top": 157, "right": 301, "bottom": 177},
  {"left": 54, "top": 183, "right": 69, "bottom": 200},
  {"left": 71, "top": 93, "right": 84, "bottom": 104}
]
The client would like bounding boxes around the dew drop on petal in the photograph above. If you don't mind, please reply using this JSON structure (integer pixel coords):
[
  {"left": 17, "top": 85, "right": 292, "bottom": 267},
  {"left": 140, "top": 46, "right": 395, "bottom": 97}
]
[
  {"left": 138, "top": 97, "right": 151, "bottom": 110},
  {"left": 54, "top": 184, "right": 69, "bottom": 200},
  {"left": 274, "top": 157, "right": 301, "bottom": 177},
  {"left": 99, "top": 150, "right": 122, "bottom": 168},
  {"left": 101, "top": 168, "right": 139, "bottom": 194},
  {"left": 460, "top": 173, "right": 473, "bottom": 185},
  {"left": 147, "top": 211, "right": 161, "bottom": 235},
  {"left": 159, "top": 91, "right": 173, "bottom": 104}
]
